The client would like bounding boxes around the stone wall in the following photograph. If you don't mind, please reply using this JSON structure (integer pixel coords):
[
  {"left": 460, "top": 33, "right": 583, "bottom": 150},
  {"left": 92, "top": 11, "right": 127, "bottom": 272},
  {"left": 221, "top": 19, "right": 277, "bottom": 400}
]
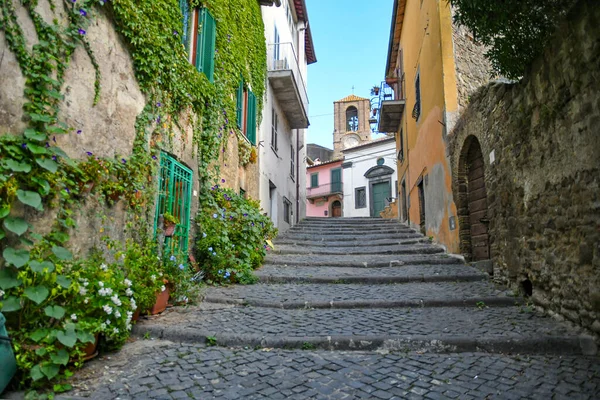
[{"left": 449, "top": 0, "right": 600, "bottom": 334}]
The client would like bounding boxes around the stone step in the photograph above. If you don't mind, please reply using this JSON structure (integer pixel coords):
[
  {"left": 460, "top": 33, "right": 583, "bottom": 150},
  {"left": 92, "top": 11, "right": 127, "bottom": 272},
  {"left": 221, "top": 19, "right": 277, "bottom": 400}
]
[
  {"left": 255, "top": 264, "right": 487, "bottom": 284},
  {"left": 289, "top": 226, "right": 414, "bottom": 233},
  {"left": 203, "top": 281, "right": 518, "bottom": 309},
  {"left": 303, "top": 217, "right": 399, "bottom": 223},
  {"left": 133, "top": 306, "right": 596, "bottom": 355},
  {"left": 272, "top": 243, "right": 445, "bottom": 256},
  {"left": 263, "top": 253, "right": 464, "bottom": 267},
  {"left": 273, "top": 237, "right": 428, "bottom": 247},
  {"left": 294, "top": 222, "right": 407, "bottom": 229},
  {"left": 280, "top": 232, "right": 423, "bottom": 241}
]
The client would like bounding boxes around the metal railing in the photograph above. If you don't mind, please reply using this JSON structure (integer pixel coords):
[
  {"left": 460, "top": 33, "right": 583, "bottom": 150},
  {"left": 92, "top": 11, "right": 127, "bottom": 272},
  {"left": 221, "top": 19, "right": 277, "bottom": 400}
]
[
  {"left": 306, "top": 182, "right": 343, "bottom": 198},
  {"left": 371, "top": 77, "right": 405, "bottom": 132},
  {"left": 267, "top": 42, "right": 309, "bottom": 112}
]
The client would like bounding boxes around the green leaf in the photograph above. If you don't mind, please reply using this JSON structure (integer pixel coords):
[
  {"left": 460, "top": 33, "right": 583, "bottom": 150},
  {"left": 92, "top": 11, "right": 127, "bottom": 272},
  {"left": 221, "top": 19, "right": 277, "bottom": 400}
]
[
  {"left": 29, "top": 260, "right": 55, "bottom": 273},
  {"left": 54, "top": 383, "right": 73, "bottom": 393},
  {"left": 0, "top": 268, "right": 22, "bottom": 289},
  {"left": 56, "top": 327, "right": 77, "bottom": 347},
  {"left": 1, "top": 296, "right": 22, "bottom": 312},
  {"left": 5, "top": 159, "right": 31, "bottom": 172},
  {"left": 24, "top": 128, "right": 47, "bottom": 141},
  {"left": 36, "top": 158, "right": 58, "bottom": 173},
  {"left": 56, "top": 275, "right": 71, "bottom": 289},
  {"left": 76, "top": 330, "right": 95, "bottom": 344},
  {"left": 50, "top": 349, "right": 70, "bottom": 366},
  {"left": 30, "top": 365, "right": 44, "bottom": 381},
  {"left": 19, "top": 237, "right": 34, "bottom": 247},
  {"left": 31, "top": 177, "right": 51, "bottom": 195},
  {"left": 44, "top": 305, "right": 65, "bottom": 319},
  {"left": 48, "top": 146, "right": 68, "bottom": 158},
  {"left": 47, "top": 231, "right": 69, "bottom": 244},
  {"left": 3, "top": 217, "right": 28, "bottom": 236},
  {"left": 29, "top": 113, "right": 52, "bottom": 123},
  {"left": 30, "top": 328, "right": 49, "bottom": 342},
  {"left": 0, "top": 205, "right": 10, "bottom": 219},
  {"left": 3, "top": 247, "right": 30, "bottom": 268},
  {"left": 52, "top": 246, "right": 72, "bottom": 260},
  {"left": 35, "top": 347, "right": 47, "bottom": 356},
  {"left": 28, "top": 143, "right": 48, "bottom": 155},
  {"left": 41, "top": 362, "right": 60, "bottom": 379},
  {"left": 24, "top": 285, "right": 49, "bottom": 304},
  {"left": 17, "top": 189, "right": 42, "bottom": 210}
]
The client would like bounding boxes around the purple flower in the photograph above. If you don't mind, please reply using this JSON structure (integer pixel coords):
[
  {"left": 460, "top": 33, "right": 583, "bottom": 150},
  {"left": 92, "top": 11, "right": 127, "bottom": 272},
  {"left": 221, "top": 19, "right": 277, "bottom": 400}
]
[
  {"left": 156, "top": 102, "right": 162, "bottom": 107},
  {"left": 52, "top": 136, "right": 56, "bottom": 142},
  {"left": 227, "top": 34, "right": 232, "bottom": 42},
  {"left": 71, "top": 0, "right": 76, "bottom": 3},
  {"left": 156, "top": 116, "right": 161, "bottom": 123},
  {"left": 86, "top": 151, "right": 93, "bottom": 156},
  {"left": 78, "top": 28, "right": 86, "bottom": 35},
  {"left": 79, "top": 9, "right": 87, "bottom": 16},
  {"left": 66, "top": 188, "right": 70, "bottom": 193},
  {"left": 45, "top": 142, "right": 50, "bottom": 148},
  {"left": 121, "top": 158, "right": 126, "bottom": 164},
  {"left": 21, "top": 143, "right": 27, "bottom": 149},
  {"left": 173, "top": 30, "right": 178, "bottom": 36},
  {"left": 222, "top": 148, "right": 225, "bottom": 153},
  {"left": 52, "top": 156, "right": 57, "bottom": 161},
  {"left": 178, "top": 264, "right": 185, "bottom": 270},
  {"left": 225, "top": 118, "right": 228, "bottom": 124},
  {"left": 243, "top": 213, "right": 248, "bottom": 217},
  {"left": 221, "top": 179, "right": 225, "bottom": 183},
  {"left": 152, "top": 155, "right": 157, "bottom": 160},
  {"left": 251, "top": 222, "right": 255, "bottom": 226},
  {"left": 77, "top": 129, "right": 82, "bottom": 134}
]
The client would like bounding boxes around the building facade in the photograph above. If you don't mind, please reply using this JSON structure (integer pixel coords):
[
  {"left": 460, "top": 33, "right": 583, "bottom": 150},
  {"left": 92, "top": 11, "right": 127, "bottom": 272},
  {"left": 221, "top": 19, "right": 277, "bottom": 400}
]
[
  {"left": 305, "top": 159, "right": 344, "bottom": 217},
  {"left": 341, "top": 138, "right": 397, "bottom": 218},
  {"left": 259, "top": 0, "right": 316, "bottom": 232},
  {"left": 332, "top": 95, "right": 373, "bottom": 159}
]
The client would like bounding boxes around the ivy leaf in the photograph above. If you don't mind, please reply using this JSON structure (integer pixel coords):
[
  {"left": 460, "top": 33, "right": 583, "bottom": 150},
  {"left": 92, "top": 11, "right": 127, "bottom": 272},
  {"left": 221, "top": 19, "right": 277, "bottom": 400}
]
[
  {"left": 35, "top": 347, "right": 47, "bottom": 356},
  {"left": 50, "top": 349, "right": 70, "bottom": 366},
  {"left": 76, "top": 330, "right": 95, "bottom": 344},
  {"left": 20, "top": 237, "right": 34, "bottom": 247},
  {"left": 0, "top": 229, "right": 5, "bottom": 240},
  {"left": 24, "top": 285, "right": 50, "bottom": 304},
  {"left": 30, "top": 328, "right": 49, "bottom": 342},
  {"left": 52, "top": 246, "right": 72, "bottom": 260},
  {"left": 17, "top": 189, "right": 42, "bottom": 210},
  {"left": 48, "top": 146, "right": 68, "bottom": 158},
  {"left": 3, "top": 217, "right": 29, "bottom": 236},
  {"left": 3, "top": 247, "right": 30, "bottom": 268},
  {"left": 30, "top": 365, "right": 44, "bottom": 381},
  {"left": 56, "top": 275, "right": 71, "bottom": 289},
  {"left": 28, "top": 144, "right": 48, "bottom": 155},
  {"left": 1, "top": 296, "right": 22, "bottom": 312},
  {"left": 41, "top": 362, "right": 60, "bottom": 380},
  {"left": 24, "top": 128, "right": 47, "bottom": 141},
  {"left": 29, "top": 260, "right": 55, "bottom": 273},
  {"left": 5, "top": 159, "right": 31, "bottom": 173},
  {"left": 56, "top": 327, "right": 77, "bottom": 347},
  {"left": 44, "top": 305, "right": 65, "bottom": 319},
  {"left": 29, "top": 113, "right": 52, "bottom": 123},
  {"left": 36, "top": 158, "right": 58, "bottom": 173},
  {"left": 48, "top": 231, "right": 69, "bottom": 244},
  {"left": 0, "top": 205, "right": 10, "bottom": 219},
  {"left": 32, "top": 177, "right": 51, "bottom": 195},
  {"left": 0, "top": 268, "right": 23, "bottom": 289}
]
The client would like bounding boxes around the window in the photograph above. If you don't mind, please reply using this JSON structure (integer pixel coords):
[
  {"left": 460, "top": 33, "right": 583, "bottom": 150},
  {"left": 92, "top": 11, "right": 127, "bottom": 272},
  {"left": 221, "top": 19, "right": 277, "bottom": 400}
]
[
  {"left": 398, "top": 128, "right": 404, "bottom": 163},
  {"left": 179, "top": 0, "right": 191, "bottom": 53},
  {"left": 240, "top": 188, "right": 246, "bottom": 198},
  {"left": 271, "top": 109, "right": 278, "bottom": 151},
  {"left": 417, "top": 178, "right": 426, "bottom": 234},
  {"left": 236, "top": 78, "right": 257, "bottom": 145},
  {"left": 180, "top": 5, "right": 216, "bottom": 83},
  {"left": 290, "top": 144, "right": 295, "bottom": 179},
  {"left": 412, "top": 70, "right": 421, "bottom": 120},
  {"left": 283, "top": 197, "right": 292, "bottom": 224},
  {"left": 154, "top": 152, "right": 193, "bottom": 255},
  {"left": 346, "top": 106, "right": 358, "bottom": 131},
  {"left": 310, "top": 173, "right": 318, "bottom": 188},
  {"left": 355, "top": 187, "right": 366, "bottom": 209}
]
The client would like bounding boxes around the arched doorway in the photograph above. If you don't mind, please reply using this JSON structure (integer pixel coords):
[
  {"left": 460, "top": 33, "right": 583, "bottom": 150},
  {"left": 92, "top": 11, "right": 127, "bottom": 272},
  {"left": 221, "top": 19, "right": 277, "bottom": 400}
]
[
  {"left": 458, "top": 136, "right": 490, "bottom": 261},
  {"left": 331, "top": 200, "right": 342, "bottom": 218}
]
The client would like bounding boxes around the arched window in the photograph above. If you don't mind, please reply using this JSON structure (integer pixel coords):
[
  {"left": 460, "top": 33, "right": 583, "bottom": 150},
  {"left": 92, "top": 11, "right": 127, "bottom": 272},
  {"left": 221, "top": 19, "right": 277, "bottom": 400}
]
[{"left": 346, "top": 106, "right": 358, "bottom": 131}]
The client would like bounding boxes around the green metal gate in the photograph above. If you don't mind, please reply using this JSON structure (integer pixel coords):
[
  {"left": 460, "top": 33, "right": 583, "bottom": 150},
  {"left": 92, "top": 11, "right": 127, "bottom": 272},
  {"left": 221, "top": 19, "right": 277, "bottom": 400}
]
[{"left": 154, "top": 152, "right": 193, "bottom": 256}]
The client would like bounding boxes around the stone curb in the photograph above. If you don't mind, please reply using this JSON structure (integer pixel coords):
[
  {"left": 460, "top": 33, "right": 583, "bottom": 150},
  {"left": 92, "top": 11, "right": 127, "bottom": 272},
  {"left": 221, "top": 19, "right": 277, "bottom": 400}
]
[
  {"left": 280, "top": 233, "right": 424, "bottom": 241},
  {"left": 131, "top": 326, "right": 598, "bottom": 355},
  {"left": 203, "top": 296, "right": 518, "bottom": 309},
  {"left": 272, "top": 246, "right": 446, "bottom": 256},
  {"left": 273, "top": 239, "right": 426, "bottom": 247},
  {"left": 263, "top": 258, "right": 464, "bottom": 267},
  {"left": 255, "top": 273, "right": 487, "bottom": 284}
]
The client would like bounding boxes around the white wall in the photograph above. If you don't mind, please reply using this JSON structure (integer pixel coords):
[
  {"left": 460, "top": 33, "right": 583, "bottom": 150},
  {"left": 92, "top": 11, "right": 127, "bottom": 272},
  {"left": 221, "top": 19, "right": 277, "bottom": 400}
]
[{"left": 342, "top": 140, "right": 397, "bottom": 217}]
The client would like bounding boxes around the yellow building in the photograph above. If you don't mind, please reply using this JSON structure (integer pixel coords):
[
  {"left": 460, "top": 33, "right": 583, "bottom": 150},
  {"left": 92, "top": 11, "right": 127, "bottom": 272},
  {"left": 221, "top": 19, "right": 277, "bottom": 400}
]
[{"left": 378, "top": 0, "right": 491, "bottom": 254}]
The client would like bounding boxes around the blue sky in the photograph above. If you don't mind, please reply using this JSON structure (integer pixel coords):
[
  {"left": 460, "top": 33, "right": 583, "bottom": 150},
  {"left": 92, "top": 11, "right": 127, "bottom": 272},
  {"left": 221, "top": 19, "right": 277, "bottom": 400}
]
[{"left": 304, "top": 0, "right": 394, "bottom": 149}]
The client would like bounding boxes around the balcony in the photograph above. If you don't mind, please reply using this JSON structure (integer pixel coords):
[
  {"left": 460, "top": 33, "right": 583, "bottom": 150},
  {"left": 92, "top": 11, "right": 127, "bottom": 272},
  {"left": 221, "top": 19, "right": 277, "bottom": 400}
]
[
  {"left": 374, "top": 80, "right": 405, "bottom": 134},
  {"left": 306, "top": 182, "right": 343, "bottom": 202},
  {"left": 267, "top": 43, "right": 309, "bottom": 129}
]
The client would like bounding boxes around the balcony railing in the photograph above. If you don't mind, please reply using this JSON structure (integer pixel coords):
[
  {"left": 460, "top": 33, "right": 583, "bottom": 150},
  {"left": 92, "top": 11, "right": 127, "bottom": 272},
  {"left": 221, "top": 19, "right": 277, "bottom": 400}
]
[
  {"left": 267, "top": 42, "right": 309, "bottom": 128},
  {"left": 374, "top": 79, "right": 406, "bottom": 133},
  {"left": 306, "top": 182, "right": 343, "bottom": 199}
]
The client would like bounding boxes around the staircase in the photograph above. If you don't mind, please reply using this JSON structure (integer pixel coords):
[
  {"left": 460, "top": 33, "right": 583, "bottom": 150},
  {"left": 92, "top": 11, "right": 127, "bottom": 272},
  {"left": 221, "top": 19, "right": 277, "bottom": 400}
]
[{"left": 137, "top": 217, "right": 597, "bottom": 356}]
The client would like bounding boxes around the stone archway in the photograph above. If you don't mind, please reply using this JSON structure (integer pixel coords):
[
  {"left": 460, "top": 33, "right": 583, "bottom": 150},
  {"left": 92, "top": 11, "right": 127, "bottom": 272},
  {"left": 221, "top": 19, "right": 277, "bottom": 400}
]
[{"left": 457, "top": 136, "right": 490, "bottom": 262}]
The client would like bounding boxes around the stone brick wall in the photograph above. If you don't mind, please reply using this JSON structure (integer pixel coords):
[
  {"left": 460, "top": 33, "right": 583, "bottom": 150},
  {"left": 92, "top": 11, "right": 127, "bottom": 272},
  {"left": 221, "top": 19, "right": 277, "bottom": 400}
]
[{"left": 448, "top": 0, "right": 600, "bottom": 334}]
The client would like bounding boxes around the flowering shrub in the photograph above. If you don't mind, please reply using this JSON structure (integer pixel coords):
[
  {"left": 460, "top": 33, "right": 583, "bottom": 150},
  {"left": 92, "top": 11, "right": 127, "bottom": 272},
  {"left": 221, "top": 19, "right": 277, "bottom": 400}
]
[{"left": 196, "top": 187, "right": 277, "bottom": 284}]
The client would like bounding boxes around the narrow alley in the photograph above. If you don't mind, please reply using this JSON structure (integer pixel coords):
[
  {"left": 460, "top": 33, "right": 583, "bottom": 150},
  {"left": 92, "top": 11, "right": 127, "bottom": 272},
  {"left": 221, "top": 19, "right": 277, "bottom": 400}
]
[{"left": 61, "top": 218, "right": 600, "bottom": 399}]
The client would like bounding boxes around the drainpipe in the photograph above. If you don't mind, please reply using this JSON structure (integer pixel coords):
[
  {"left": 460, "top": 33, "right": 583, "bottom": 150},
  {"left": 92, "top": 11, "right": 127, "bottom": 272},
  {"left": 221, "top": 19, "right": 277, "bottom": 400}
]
[{"left": 295, "top": 129, "right": 303, "bottom": 224}]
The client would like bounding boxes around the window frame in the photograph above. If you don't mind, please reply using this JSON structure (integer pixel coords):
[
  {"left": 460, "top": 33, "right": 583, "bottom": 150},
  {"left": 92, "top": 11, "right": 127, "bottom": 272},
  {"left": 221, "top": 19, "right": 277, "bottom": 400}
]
[
  {"left": 355, "top": 186, "right": 367, "bottom": 209},
  {"left": 413, "top": 69, "right": 421, "bottom": 121},
  {"left": 271, "top": 108, "right": 279, "bottom": 152},
  {"left": 290, "top": 144, "right": 295, "bottom": 180},
  {"left": 310, "top": 173, "right": 319, "bottom": 188},
  {"left": 283, "top": 197, "right": 292, "bottom": 224}
]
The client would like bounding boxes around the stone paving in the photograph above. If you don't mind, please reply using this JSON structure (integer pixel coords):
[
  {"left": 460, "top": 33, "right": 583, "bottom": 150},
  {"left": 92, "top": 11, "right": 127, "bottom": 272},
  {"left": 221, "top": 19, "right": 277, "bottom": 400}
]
[{"left": 62, "top": 217, "right": 600, "bottom": 399}]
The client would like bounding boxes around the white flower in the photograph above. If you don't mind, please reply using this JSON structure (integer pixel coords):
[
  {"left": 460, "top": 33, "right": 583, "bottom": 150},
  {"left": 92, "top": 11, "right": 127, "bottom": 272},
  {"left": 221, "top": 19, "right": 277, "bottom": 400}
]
[
  {"left": 105, "top": 287, "right": 113, "bottom": 296},
  {"left": 105, "top": 319, "right": 111, "bottom": 325},
  {"left": 98, "top": 281, "right": 104, "bottom": 287},
  {"left": 161, "top": 285, "right": 166, "bottom": 292},
  {"left": 131, "top": 300, "right": 137, "bottom": 311},
  {"left": 103, "top": 305, "right": 113, "bottom": 315},
  {"left": 150, "top": 275, "right": 156, "bottom": 281},
  {"left": 84, "top": 298, "right": 89, "bottom": 304},
  {"left": 159, "top": 272, "right": 163, "bottom": 277},
  {"left": 126, "top": 288, "right": 134, "bottom": 297},
  {"left": 115, "top": 310, "right": 121, "bottom": 318},
  {"left": 100, "top": 323, "right": 106, "bottom": 330},
  {"left": 1, "top": 290, "right": 6, "bottom": 298},
  {"left": 124, "top": 279, "right": 132, "bottom": 287},
  {"left": 126, "top": 323, "right": 132, "bottom": 331},
  {"left": 100, "top": 263, "right": 108, "bottom": 271},
  {"left": 127, "top": 311, "right": 133, "bottom": 318},
  {"left": 83, "top": 281, "right": 89, "bottom": 287},
  {"left": 113, "top": 327, "right": 120, "bottom": 334},
  {"left": 79, "top": 287, "right": 87, "bottom": 296},
  {"left": 111, "top": 295, "right": 122, "bottom": 306},
  {"left": 70, "top": 314, "right": 77, "bottom": 321}
]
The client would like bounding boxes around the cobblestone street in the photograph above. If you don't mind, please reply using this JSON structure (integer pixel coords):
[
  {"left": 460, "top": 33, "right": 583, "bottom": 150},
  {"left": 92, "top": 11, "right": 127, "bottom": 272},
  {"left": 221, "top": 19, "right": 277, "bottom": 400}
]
[{"left": 63, "top": 218, "right": 600, "bottom": 399}]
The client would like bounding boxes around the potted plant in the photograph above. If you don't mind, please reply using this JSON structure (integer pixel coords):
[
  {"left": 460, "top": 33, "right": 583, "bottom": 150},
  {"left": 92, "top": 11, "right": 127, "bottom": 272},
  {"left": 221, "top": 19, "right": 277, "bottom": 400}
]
[
  {"left": 162, "top": 212, "right": 179, "bottom": 237},
  {"left": 371, "top": 85, "right": 380, "bottom": 96}
]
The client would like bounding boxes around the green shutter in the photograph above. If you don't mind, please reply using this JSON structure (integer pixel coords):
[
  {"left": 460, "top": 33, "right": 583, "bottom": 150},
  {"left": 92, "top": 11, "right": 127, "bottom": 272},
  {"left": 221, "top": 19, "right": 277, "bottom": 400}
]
[
  {"left": 246, "top": 90, "right": 257, "bottom": 145},
  {"left": 179, "top": 0, "right": 191, "bottom": 53},
  {"left": 196, "top": 8, "right": 216, "bottom": 83},
  {"left": 236, "top": 78, "right": 243, "bottom": 129},
  {"left": 311, "top": 173, "right": 318, "bottom": 188}
]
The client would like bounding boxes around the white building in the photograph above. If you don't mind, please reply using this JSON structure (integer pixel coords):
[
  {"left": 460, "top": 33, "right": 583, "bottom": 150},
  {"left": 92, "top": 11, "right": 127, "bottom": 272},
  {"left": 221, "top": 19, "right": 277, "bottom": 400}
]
[
  {"left": 259, "top": 0, "right": 316, "bottom": 232},
  {"left": 342, "top": 137, "right": 397, "bottom": 217}
]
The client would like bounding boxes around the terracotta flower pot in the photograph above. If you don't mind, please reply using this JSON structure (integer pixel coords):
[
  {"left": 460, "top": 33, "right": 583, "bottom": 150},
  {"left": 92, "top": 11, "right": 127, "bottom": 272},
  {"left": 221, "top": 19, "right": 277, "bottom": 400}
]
[
  {"left": 132, "top": 309, "right": 141, "bottom": 322},
  {"left": 149, "top": 288, "right": 170, "bottom": 315},
  {"left": 164, "top": 223, "right": 176, "bottom": 237},
  {"left": 81, "top": 334, "right": 100, "bottom": 361}
]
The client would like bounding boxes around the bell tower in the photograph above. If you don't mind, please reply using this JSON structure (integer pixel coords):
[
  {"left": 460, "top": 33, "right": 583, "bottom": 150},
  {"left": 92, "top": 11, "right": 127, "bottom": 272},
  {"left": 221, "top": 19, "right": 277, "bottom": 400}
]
[{"left": 332, "top": 95, "right": 373, "bottom": 158}]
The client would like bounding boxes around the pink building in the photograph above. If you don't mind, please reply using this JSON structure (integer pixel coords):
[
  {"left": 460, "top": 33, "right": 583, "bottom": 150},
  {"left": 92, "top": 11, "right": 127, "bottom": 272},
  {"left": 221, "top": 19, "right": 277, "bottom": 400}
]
[{"left": 306, "top": 159, "right": 344, "bottom": 217}]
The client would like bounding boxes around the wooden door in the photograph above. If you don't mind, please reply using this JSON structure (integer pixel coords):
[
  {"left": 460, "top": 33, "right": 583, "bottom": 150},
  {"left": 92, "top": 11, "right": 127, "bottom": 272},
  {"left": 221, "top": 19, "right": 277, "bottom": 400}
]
[
  {"left": 332, "top": 201, "right": 342, "bottom": 217},
  {"left": 466, "top": 142, "right": 490, "bottom": 261},
  {"left": 371, "top": 181, "right": 390, "bottom": 217}
]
